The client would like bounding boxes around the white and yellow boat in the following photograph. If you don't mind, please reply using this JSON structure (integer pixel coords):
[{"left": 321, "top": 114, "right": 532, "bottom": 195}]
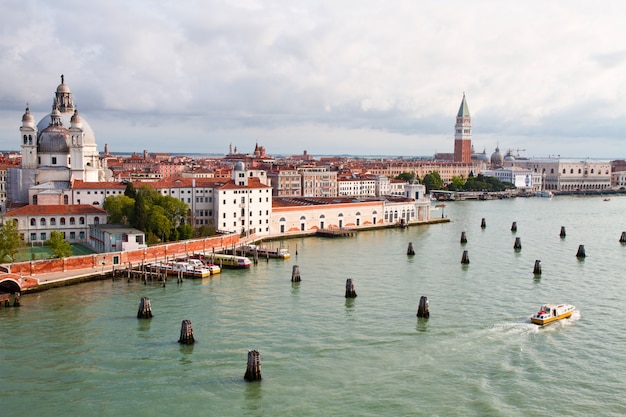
[{"left": 530, "top": 303, "right": 576, "bottom": 325}]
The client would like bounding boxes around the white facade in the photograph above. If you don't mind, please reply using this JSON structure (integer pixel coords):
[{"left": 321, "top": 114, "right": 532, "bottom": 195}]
[
  {"left": 506, "top": 158, "right": 611, "bottom": 191},
  {"left": 338, "top": 177, "right": 377, "bottom": 197},
  {"left": 481, "top": 167, "right": 542, "bottom": 192},
  {"left": 89, "top": 225, "right": 147, "bottom": 253}
]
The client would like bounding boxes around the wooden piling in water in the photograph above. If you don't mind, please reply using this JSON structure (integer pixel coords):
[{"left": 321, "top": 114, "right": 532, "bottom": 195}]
[
  {"left": 560, "top": 226, "right": 566, "bottom": 238},
  {"left": 533, "top": 260, "right": 542, "bottom": 275},
  {"left": 137, "top": 297, "right": 153, "bottom": 319},
  {"left": 576, "top": 245, "right": 586, "bottom": 258},
  {"left": 620, "top": 232, "right": 626, "bottom": 243},
  {"left": 511, "top": 222, "right": 517, "bottom": 232},
  {"left": 461, "top": 250, "right": 470, "bottom": 264},
  {"left": 417, "top": 296, "right": 429, "bottom": 318},
  {"left": 244, "top": 350, "right": 262, "bottom": 381},
  {"left": 407, "top": 242, "right": 415, "bottom": 256},
  {"left": 460, "top": 231, "right": 467, "bottom": 244},
  {"left": 291, "top": 265, "right": 301, "bottom": 282},
  {"left": 178, "top": 319, "right": 195, "bottom": 344},
  {"left": 481, "top": 218, "right": 486, "bottom": 229},
  {"left": 514, "top": 237, "right": 522, "bottom": 250},
  {"left": 345, "top": 279, "right": 357, "bottom": 298}
]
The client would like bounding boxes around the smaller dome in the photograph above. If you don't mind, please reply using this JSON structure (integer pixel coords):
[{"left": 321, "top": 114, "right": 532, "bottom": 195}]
[
  {"left": 234, "top": 161, "right": 245, "bottom": 171},
  {"left": 22, "top": 106, "right": 34, "bottom": 123},
  {"left": 38, "top": 126, "right": 70, "bottom": 153},
  {"left": 490, "top": 146, "right": 504, "bottom": 165},
  {"left": 70, "top": 109, "right": 82, "bottom": 124},
  {"left": 57, "top": 81, "right": 70, "bottom": 93}
]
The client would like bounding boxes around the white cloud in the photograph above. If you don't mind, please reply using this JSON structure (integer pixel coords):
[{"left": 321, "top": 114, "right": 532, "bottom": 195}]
[{"left": 1, "top": 0, "right": 626, "bottom": 158}]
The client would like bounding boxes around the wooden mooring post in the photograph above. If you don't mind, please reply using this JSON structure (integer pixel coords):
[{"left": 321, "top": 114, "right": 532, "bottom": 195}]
[
  {"left": 514, "top": 237, "right": 522, "bottom": 250},
  {"left": 291, "top": 265, "right": 301, "bottom": 282},
  {"left": 533, "top": 260, "right": 542, "bottom": 275},
  {"left": 460, "top": 231, "right": 467, "bottom": 244},
  {"left": 244, "top": 350, "right": 262, "bottom": 382},
  {"left": 461, "top": 250, "right": 470, "bottom": 264},
  {"left": 560, "top": 226, "right": 566, "bottom": 238},
  {"left": 481, "top": 218, "right": 486, "bottom": 229},
  {"left": 576, "top": 245, "right": 586, "bottom": 258},
  {"left": 407, "top": 242, "right": 415, "bottom": 256},
  {"left": 417, "top": 296, "right": 429, "bottom": 318},
  {"left": 137, "top": 297, "right": 153, "bottom": 319},
  {"left": 345, "top": 279, "right": 357, "bottom": 298},
  {"left": 620, "top": 232, "right": 626, "bottom": 243},
  {"left": 178, "top": 320, "right": 195, "bottom": 344},
  {"left": 511, "top": 222, "right": 517, "bottom": 232}
]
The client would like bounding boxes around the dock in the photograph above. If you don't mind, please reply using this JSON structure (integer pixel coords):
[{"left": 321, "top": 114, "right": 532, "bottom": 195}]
[{"left": 316, "top": 228, "right": 356, "bottom": 237}]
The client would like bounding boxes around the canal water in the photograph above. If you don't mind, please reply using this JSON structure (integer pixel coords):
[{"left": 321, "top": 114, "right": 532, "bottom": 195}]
[{"left": 2, "top": 195, "right": 626, "bottom": 416}]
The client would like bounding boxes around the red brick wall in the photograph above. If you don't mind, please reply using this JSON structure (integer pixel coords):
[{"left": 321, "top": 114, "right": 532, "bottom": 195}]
[{"left": 8, "top": 234, "right": 241, "bottom": 277}]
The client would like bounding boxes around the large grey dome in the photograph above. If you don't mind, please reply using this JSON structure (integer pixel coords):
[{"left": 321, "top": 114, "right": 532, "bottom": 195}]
[
  {"left": 36, "top": 111, "right": 97, "bottom": 146},
  {"left": 38, "top": 125, "right": 70, "bottom": 153}
]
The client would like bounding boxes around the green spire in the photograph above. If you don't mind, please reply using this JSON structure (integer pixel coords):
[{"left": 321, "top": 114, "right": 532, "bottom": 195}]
[{"left": 457, "top": 93, "right": 470, "bottom": 117}]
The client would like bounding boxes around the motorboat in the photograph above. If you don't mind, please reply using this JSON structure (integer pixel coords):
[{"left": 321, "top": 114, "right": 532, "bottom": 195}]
[{"left": 530, "top": 303, "right": 576, "bottom": 325}]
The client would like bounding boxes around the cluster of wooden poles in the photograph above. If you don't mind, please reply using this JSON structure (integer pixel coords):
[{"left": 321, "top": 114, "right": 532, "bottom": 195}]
[
  {"left": 136, "top": 296, "right": 262, "bottom": 382},
  {"left": 407, "top": 218, "right": 626, "bottom": 276}
]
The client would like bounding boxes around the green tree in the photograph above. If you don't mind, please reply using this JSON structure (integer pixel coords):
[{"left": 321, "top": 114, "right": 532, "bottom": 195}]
[
  {"left": 422, "top": 171, "right": 444, "bottom": 193},
  {"left": 177, "top": 224, "right": 194, "bottom": 240},
  {"left": 124, "top": 182, "right": 137, "bottom": 199},
  {"left": 103, "top": 195, "right": 135, "bottom": 224},
  {"left": 46, "top": 230, "right": 72, "bottom": 259},
  {"left": 0, "top": 220, "right": 23, "bottom": 262},
  {"left": 395, "top": 172, "right": 416, "bottom": 182},
  {"left": 193, "top": 225, "right": 216, "bottom": 238},
  {"left": 447, "top": 176, "right": 466, "bottom": 191}
]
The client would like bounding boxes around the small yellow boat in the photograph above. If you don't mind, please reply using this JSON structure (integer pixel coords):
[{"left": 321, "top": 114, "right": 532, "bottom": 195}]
[{"left": 530, "top": 303, "right": 576, "bottom": 325}]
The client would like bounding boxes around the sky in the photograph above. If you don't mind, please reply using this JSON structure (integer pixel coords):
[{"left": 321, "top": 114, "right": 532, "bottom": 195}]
[{"left": 1, "top": 0, "right": 626, "bottom": 159}]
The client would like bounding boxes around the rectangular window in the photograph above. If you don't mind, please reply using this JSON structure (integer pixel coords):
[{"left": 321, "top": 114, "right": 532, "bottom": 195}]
[
  {"left": 70, "top": 232, "right": 76, "bottom": 239},
  {"left": 52, "top": 157, "right": 57, "bottom": 164},
  {"left": 30, "top": 233, "right": 36, "bottom": 241},
  {"left": 40, "top": 232, "right": 46, "bottom": 241}
]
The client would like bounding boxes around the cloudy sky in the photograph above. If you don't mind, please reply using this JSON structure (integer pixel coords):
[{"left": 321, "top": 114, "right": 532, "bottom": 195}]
[{"left": 1, "top": 0, "right": 626, "bottom": 159}]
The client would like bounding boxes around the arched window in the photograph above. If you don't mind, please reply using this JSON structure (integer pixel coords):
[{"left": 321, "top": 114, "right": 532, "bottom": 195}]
[
  {"left": 300, "top": 216, "right": 306, "bottom": 220},
  {"left": 79, "top": 217, "right": 85, "bottom": 225},
  {"left": 40, "top": 218, "right": 46, "bottom": 226},
  {"left": 60, "top": 218, "right": 66, "bottom": 225},
  {"left": 563, "top": 169, "right": 566, "bottom": 174},
  {"left": 50, "top": 218, "right": 56, "bottom": 226},
  {"left": 94, "top": 217, "right": 100, "bottom": 225},
  {"left": 70, "top": 217, "right": 75, "bottom": 225},
  {"left": 23, "top": 135, "right": 27, "bottom": 144},
  {"left": 30, "top": 218, "right": 36, "bottom": 226},
  {"left": 578, "top": 168, "right": 582, "bottom": 174},
  {"left": 64, "top": 195, "right": 69, "bottom": 204}
]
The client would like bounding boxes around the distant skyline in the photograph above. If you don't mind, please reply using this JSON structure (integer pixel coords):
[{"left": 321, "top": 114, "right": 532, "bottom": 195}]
[{"left": 2, "top": 1, "right": 626, "bottom": 159}]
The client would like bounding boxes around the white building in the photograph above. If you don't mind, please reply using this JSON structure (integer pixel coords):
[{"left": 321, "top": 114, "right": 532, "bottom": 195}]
[
  {"left": 505, "top": 158, "right": 611, "bottom": 191},
  {"left": 481, "top": 167, "right": 542, "bottom": 192},
  {"left": 89, "top": 225, "right": 147, "bottom": 253}
]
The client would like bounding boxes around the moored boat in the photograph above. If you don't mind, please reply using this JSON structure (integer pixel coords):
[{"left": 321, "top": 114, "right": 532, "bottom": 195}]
[
  {"left": 206, "top": 253, "right": 252, "bottom": 269},
  {"left": 530, "top": 303, "right": 576, "bottom": 325},
  {"left": 242, "top": 245, "right": 291, "bottom": 259}
]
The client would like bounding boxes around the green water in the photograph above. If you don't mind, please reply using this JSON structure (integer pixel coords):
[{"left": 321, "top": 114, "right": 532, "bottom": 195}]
[{"left": 2, "top": 196, "right": 626, "bottom": 416}]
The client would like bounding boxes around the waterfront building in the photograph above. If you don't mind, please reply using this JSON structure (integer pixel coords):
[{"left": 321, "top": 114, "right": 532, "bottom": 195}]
[
  {"left": 4, "top": 204, "right": 107, "bottom": 244},
  {"left": 337, "top": 174, "right": 377, "bottom": 198},
  {"left": 270, "top": 193, "right": 431, "bottom": 235},
  {"left": 7, "top": 76, "right": 112, "bottom": 206},
  {"left": 454, "top": 93, "right": 472, "bottom": 163},
  {"left": 481, "top": 167, "right": 542, "bottom": 193},
  {"left": 505, "top": 158, "right": 611, "bottom": 191}
]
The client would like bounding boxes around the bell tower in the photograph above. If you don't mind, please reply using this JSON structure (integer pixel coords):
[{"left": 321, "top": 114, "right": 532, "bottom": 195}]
[{"left": 454, "top": 93, "right": 472, "bottom": 163}]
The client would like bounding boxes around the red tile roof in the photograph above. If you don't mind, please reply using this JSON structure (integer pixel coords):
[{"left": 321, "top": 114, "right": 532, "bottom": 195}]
[{"left": 5, "top": 204, "right": 107, "bottom": 216}]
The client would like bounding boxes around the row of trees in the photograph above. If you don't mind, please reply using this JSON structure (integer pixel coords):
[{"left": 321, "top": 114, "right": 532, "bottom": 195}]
[
  {"left": 103, "top": 183, "right": 215, "bottom": 245},
  {"left": 396, "top": 172, "right": 515, "bottom": 193}
]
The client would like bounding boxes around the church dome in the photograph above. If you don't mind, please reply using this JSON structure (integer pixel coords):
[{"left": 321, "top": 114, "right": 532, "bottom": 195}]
[
  {"left": 36, "top": 111, "right": 96, "bottom": 146},
  {"left": 21, "top": 106, "right": 34, "bottom": 124},
  {"left": 56, "top": 81, "right": 70, "bottom": 93},
  {"left": 38, "top": 125, "right": 70, "bottom": 153},
  {"left": 234, "top": 161, "right": 245, "bottom": 171},
  {"left": 490, "top": 146, "right": 504, "bottom": 165}
]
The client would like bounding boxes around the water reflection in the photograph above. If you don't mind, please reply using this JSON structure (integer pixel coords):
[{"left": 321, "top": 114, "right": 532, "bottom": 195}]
[{"left": 416, "top": 317, "right": 429, "bottom": 333}]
